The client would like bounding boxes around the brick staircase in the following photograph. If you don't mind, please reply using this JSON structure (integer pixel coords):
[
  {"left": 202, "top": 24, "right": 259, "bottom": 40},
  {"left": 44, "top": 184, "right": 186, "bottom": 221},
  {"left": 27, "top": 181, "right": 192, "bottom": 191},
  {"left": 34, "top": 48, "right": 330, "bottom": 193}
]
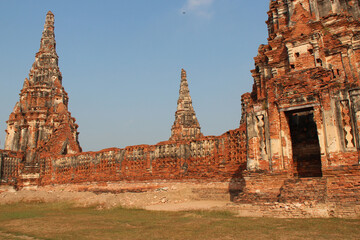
[{"left": 17, "top": 165, "right": 40, "bottom": 190}]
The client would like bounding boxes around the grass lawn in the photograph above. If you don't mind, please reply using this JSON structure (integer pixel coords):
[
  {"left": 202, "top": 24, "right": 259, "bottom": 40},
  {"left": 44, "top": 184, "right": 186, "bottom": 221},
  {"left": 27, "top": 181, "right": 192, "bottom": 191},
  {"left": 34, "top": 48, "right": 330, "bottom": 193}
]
[{"left": 0, "top": 202, "right": 359, "bottom": 240}]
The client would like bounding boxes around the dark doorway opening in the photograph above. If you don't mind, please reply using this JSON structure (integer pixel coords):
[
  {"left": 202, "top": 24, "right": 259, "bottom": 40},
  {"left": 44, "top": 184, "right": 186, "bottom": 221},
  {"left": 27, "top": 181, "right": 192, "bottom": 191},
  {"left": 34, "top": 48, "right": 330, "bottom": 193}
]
[{"left": 286, "top": 108, "right": 322, "bottom": 177}]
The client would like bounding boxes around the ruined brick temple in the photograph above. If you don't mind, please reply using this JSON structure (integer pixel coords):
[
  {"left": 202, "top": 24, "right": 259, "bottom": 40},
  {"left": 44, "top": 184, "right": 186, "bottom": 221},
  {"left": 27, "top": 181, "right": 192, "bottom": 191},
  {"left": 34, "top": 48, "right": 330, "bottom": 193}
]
[{"left": 1, "top": 0, "right": 360, "bottom": 214}]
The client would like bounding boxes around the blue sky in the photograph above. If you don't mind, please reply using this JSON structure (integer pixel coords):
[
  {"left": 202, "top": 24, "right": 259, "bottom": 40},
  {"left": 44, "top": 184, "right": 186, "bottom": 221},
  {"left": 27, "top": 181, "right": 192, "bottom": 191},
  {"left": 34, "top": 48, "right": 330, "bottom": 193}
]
[{"left": 0, "top": 0, "right": 269, "bottom": 151}]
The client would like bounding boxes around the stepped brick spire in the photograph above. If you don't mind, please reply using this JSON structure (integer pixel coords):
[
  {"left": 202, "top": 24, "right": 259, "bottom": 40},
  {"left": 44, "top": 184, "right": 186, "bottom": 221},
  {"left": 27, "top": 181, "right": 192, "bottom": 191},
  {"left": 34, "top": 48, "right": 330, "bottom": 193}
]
[
  {"left": 170, "top": 69, "right": 203, "bottom": 141},
  {"left": 4, "top": 11, "right": 81, "bottom": 161}
]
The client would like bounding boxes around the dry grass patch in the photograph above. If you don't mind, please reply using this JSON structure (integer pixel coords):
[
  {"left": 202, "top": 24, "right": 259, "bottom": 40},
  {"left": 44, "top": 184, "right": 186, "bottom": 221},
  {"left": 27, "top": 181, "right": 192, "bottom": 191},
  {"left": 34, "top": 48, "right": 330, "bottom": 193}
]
[{"left": 0, "top": 203, "right": 359, "bottom": 240}]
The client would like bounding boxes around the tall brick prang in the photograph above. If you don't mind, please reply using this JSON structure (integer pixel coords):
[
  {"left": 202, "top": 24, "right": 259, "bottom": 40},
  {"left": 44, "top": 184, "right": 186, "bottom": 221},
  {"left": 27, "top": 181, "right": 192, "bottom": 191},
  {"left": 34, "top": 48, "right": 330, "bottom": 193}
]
[
  {"left": 170, "top": 69, "right": 203, "bottom": 141},
  {"left": 4, "top": 11, "right": 81, "bottom": 162}
]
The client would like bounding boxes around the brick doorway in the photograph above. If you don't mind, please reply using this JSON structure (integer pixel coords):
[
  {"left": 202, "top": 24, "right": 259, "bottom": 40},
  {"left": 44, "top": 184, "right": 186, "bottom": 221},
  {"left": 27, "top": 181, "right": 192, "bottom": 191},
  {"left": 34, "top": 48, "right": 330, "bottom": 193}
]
[{"left": 286, "top": 108, "right": 322, "bottom": 178}]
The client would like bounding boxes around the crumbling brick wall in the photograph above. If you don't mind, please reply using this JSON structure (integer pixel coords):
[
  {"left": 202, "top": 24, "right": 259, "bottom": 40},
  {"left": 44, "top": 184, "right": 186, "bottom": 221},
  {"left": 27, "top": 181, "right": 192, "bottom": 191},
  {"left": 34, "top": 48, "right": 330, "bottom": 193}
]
[{"left": 37, "top": 126, "right": 247, "bottom": 185}]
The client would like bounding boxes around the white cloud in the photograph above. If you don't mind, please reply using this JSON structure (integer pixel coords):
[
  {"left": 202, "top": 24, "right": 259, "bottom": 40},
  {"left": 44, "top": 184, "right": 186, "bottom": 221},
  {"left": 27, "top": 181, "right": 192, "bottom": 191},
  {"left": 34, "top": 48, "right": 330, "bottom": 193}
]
[
  {"left": 181, "top": 0, "right": 214, "bottom": 18},
  {"left": 186, "top": 0, "right": 214, "bottom": 10}
]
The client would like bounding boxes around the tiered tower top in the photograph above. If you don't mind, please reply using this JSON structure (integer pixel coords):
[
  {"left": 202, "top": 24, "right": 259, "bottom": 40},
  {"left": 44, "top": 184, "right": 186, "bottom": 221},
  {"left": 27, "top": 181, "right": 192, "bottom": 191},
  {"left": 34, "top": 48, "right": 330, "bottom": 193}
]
[
  {"left": 169, "top": 69, "right": 203, "bottom": 141},
  {"left": 30, "top": 11, "right": 61, "bottom": 86}
]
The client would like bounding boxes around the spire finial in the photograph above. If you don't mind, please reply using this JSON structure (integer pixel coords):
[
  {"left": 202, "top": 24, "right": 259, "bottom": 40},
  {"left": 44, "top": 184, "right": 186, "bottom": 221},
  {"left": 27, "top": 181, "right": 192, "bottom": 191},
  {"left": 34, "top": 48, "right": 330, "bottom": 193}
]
[
  {"left": 181, "top": 68, "right": 187, "bottom": 80},
  {"left": 40, "top": 11, "right": 56, "bottom": 53},
  {"left": 45, "top": 11, "right": 54, "bottom": 29},
  {"left": 29, "top": 11, "right": 60, "bottom": 84}
]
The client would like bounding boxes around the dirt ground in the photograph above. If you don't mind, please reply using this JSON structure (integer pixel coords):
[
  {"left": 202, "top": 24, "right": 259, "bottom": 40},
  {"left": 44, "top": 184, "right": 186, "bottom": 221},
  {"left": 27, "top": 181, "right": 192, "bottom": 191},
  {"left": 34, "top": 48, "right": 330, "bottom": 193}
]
[{"left": 0, "top": 181, "right": 234, "bottom": 212}]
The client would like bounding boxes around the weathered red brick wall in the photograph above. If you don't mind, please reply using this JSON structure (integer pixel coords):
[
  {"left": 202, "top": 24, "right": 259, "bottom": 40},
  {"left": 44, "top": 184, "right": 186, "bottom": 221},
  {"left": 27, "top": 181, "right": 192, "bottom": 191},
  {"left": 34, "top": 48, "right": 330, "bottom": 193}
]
[
  {"left": 37, "top": 126, "right": 247, "bottom": 186},
  {"left": 325, "top": 165, "right": 360, "bottom": 205}
]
